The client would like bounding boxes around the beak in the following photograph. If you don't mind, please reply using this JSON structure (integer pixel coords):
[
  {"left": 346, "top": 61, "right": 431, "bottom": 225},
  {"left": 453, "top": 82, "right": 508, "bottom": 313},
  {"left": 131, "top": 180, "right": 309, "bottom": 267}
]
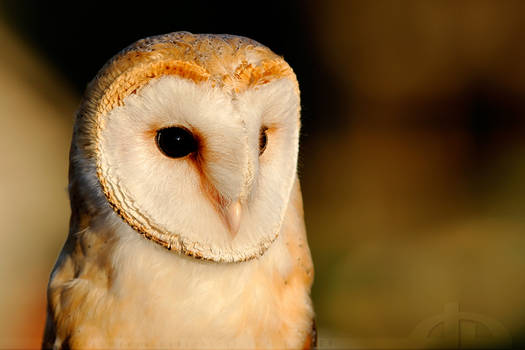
[{"left": 224, "top": 199, "right": 242, "bottom": 238}]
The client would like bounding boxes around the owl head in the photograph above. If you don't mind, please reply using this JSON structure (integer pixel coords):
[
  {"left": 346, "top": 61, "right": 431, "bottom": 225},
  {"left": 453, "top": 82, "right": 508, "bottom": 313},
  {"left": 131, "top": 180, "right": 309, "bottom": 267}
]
[{"left": 71, "top": 32, "right": 301, "bottom": 263}]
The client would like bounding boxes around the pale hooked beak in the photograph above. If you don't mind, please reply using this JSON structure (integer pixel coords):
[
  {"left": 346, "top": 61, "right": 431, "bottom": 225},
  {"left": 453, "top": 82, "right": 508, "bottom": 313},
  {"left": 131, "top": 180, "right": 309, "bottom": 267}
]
[{"left": 225, "top": 199, "right": 242, "bottom": 238}]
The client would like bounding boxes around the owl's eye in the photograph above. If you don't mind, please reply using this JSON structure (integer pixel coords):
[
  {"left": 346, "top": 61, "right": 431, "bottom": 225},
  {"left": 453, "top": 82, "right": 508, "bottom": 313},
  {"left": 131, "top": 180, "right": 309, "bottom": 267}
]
[
  {"left": 259, "top": 127, "right": 268, "bottom": 156},
  {"left": 156, "top": 127, "right": 198, "bottom": 158}
]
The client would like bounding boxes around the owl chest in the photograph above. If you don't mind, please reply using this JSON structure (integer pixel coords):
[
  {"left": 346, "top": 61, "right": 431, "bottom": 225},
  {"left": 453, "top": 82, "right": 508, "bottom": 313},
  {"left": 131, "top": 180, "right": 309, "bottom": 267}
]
[{"left": 64, "top": 249, "right": 309, "bottom": 349}]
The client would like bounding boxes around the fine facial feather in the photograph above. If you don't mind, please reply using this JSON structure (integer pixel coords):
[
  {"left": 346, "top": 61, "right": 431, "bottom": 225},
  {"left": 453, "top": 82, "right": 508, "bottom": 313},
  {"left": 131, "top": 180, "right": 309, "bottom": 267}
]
[
  {"left": 44, "top": 32, "right": 315, "bottom": 349},
  {"left": 98, "top": 76, "right": 299, "bottom": 262}
]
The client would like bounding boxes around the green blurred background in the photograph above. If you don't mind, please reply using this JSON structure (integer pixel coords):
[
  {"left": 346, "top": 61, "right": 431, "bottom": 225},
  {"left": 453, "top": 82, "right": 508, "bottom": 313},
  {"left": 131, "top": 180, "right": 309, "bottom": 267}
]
[{"left": 1, "top": 1, "right": 525, "bottom": 348}]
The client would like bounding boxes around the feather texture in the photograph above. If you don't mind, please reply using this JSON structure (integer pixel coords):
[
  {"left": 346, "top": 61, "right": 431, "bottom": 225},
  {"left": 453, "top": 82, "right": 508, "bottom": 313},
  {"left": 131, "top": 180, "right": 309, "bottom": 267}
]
[{"left": 43, "top": 32, "right": 315, "bottom": 349}]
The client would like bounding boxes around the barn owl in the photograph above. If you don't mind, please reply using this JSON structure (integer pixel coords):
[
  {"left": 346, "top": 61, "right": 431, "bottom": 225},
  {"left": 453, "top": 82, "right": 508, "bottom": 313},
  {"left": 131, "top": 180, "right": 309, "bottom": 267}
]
[{"left": 42, "top": 32, "right": 315, "bottom": 349}]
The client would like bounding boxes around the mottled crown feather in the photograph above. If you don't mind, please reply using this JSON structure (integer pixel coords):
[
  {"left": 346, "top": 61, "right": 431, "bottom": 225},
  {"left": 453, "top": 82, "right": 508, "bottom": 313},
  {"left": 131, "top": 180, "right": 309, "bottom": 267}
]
[{"left": 74, "top": 32, "right": 299, "bottom": 160}]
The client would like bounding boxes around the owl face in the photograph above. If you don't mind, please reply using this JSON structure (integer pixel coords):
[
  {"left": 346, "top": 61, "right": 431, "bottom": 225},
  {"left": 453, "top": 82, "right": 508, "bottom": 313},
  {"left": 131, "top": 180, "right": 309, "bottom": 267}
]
[{"left": 84, "top": 33, "right": 301, "bottom": 262}]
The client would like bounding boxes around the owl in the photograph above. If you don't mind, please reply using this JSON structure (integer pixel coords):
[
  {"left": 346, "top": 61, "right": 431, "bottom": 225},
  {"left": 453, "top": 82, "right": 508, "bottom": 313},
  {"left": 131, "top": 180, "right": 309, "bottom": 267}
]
[{"left": 42, "top": 32, "right": 315, "bottom": 349}]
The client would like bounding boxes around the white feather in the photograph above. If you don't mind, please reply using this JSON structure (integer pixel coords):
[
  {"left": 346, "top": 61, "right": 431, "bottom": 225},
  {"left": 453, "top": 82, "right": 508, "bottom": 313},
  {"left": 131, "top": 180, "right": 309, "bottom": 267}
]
[{"left": 97, "top": 76, "right": 300, "bottom": 262}]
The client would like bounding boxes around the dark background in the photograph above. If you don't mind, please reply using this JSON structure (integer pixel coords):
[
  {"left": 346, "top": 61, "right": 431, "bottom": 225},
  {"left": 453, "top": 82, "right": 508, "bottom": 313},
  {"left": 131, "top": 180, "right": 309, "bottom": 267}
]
[
  {"left": 1, "top": 0, "right": 340, "bottom": 135},
  {"left": 1, "top": 1, "right": 525, "bottom": 348}
]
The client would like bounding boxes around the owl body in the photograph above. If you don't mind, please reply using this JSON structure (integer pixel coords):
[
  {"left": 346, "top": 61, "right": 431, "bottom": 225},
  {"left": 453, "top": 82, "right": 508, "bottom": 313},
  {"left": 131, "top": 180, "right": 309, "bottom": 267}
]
[{"left": 44, "top": 33, "right": 314, "bottom": 349}]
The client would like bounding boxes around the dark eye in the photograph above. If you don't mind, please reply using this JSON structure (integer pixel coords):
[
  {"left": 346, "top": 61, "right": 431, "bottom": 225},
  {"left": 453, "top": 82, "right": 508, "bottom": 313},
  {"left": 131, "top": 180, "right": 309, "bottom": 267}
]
[
  {"left": 156, "top": 127, "right": 198, "bottom": 158},
  {"left": 259, "top": 127, "right": 268, "bottom": 156}
]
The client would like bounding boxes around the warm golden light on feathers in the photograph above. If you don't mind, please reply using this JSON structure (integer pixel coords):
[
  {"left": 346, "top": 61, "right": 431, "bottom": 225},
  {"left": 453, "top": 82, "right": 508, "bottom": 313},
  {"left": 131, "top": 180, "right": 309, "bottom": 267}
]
[
  {"left": 44, "top": 32, "right": 314, "bottom": 349},
  {"left": 74, "top": 32, "right": 302, "bottom": 261}
]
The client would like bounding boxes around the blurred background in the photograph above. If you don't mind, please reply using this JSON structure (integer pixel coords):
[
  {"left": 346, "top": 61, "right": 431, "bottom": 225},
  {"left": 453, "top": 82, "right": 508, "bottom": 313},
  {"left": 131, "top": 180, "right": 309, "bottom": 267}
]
[{"left": 1, "top": 0, "right": 525, "bottom": 348}]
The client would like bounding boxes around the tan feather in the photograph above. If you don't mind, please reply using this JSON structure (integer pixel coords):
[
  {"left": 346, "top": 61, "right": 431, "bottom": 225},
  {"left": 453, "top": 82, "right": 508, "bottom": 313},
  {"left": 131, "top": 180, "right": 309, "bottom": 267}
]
[{"left": 44, "top": 32, "right": 314, "bottom": 349}]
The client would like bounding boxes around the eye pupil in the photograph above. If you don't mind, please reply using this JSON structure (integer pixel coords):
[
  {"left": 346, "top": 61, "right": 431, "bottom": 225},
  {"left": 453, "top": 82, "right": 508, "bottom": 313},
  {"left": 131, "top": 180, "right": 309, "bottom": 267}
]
[
  {"left": 156, "top": 127, "right": 198, "bottom": 158},
  {"left": 259, "top": 127, "right": 268, "bottom": 155}
]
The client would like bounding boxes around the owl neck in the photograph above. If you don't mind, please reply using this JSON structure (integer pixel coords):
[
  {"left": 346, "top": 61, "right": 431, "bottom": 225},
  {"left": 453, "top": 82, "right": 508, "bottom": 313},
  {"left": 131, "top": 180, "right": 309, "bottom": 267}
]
[{"left": 49, "top": 178, "right": 313, "bottom": 348}]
